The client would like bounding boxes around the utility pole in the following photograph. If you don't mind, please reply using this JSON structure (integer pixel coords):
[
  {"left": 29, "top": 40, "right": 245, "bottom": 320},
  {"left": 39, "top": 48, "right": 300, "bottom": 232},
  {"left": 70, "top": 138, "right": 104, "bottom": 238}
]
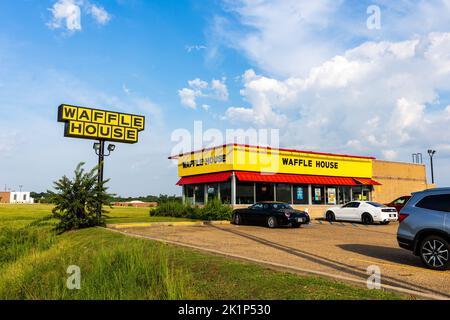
[{"left": 427, "top": 149, "right": 436, "bottom": 184}]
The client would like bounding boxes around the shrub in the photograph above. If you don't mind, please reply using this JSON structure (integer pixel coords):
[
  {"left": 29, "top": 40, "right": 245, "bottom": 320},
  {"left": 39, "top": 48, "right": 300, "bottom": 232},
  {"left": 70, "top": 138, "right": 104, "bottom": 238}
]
[
  {"left": 151, "top": 198, "right": 232, "bottom": 221},
  {"left": 48, "top": 162, "right": 111, "bottom": 233},
  {"left": 152, "top": 201, "right": 189, "bottom": 218},
  {"left": 199, "top": 198, "right": 232, "bottom": 221}
]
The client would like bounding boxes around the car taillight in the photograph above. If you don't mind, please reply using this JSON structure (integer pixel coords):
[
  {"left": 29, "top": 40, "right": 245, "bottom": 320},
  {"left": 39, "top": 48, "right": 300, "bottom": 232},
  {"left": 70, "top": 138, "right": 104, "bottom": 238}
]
[{"left": 398, "top": 213, "right": 409, "bottom": 223}]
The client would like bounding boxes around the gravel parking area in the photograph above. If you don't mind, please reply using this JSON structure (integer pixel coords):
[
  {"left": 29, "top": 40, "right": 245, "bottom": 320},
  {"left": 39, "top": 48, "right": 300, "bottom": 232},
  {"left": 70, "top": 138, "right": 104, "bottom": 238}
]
[{"left": 114, "top": 221, "right": 450, "bottom": 299}]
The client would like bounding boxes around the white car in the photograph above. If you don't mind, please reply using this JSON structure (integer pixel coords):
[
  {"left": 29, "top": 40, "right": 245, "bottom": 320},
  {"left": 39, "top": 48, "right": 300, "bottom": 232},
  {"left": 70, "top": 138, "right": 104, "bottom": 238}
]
[{"left": 324, "top": 201, "right": 398, "bottom": 225}]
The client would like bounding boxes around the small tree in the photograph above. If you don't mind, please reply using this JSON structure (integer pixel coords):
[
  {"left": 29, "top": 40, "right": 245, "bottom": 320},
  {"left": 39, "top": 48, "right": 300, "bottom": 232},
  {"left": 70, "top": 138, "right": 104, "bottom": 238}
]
[{"left": 49, "top": 162, "right": 111, "bottom": 233}]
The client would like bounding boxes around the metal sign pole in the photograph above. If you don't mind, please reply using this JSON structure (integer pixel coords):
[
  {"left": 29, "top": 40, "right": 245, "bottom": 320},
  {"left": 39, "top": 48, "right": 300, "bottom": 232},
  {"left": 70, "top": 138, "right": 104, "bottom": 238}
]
[{"left": 97, "top": 140, "right": 105, "bottom": 219}]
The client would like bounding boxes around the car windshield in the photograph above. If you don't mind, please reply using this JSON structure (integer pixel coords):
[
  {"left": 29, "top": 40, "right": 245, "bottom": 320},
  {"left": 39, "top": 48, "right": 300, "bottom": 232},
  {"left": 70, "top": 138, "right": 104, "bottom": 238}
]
[
  {"left": 271, "top": 203, "right": 292, "bottom": 210},
  {"left": 367, "top": 202, "right": 385, "bottom": 207}
]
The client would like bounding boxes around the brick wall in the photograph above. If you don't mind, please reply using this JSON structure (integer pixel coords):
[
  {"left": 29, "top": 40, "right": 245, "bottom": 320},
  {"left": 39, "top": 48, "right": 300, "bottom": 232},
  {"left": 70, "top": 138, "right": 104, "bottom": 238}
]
[
  {"left": 372, "top": 160, "right": 434, "bottom": 204},
  {"left": 0, "top": 192, "right": 10, "bottom": 203}
]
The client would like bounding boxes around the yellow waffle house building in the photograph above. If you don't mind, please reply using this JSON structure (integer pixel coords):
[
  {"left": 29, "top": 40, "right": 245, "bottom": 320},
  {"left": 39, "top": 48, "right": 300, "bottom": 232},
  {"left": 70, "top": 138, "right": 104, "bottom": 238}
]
[{"left": 169, "top": 144, "right": 433, "bottom": 218}]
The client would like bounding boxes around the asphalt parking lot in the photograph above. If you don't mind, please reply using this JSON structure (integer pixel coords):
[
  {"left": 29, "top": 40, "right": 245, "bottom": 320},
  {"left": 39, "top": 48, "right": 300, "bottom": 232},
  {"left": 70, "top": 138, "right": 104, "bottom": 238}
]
[{"left": 114, "top": 221, "right": 450, "bottom": 299}]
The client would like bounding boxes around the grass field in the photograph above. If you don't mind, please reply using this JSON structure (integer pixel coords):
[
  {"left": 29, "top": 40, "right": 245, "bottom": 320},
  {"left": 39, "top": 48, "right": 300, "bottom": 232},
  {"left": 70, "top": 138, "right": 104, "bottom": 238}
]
[
  {"left": 0, "top": 204, "right": 192, "bottom": 226},
  {"left": 0, "top": 204, "right": 407, "bottom": 300}
]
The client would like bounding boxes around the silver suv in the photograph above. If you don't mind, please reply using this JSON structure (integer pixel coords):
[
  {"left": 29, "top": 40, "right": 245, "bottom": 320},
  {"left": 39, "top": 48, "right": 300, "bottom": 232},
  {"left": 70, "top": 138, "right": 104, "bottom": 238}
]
[{"left": 397, "top": 188, "right": 450, "bottom": 270}]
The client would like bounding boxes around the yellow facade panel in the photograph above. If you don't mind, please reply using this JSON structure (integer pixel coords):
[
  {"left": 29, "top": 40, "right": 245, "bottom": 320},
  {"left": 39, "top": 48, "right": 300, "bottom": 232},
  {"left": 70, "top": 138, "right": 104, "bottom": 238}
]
[{"left": 177, "top": 145, "right": 373, "bottom": 178}]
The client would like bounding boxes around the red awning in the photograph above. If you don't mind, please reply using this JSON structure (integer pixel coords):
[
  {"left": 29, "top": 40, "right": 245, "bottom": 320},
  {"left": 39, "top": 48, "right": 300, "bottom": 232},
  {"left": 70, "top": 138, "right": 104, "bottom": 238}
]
[
  {"left": 176, "top": 171, "right": 382, "bottom": 186},
  {"left": 176, "top": 171, "right": 232, "bottom": 186},
  {"left": 235, "top": 171, "right": 358, "bottom": 186},
  {"left": 353, "top": 178, "right": 382, "bottom": 186}
]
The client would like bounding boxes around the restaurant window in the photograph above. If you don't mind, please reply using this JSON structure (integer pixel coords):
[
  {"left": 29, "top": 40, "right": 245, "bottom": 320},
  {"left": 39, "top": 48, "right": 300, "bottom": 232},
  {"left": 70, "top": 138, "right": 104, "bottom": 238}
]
[
  {"left": 236, "top": 181, "right": 254, "bottom": 204},
  {"left": 194, "top": 184, "right": 205, "bottom": 204},
  {"left": 276, "top": 184, "right": 292, "bottom": 203},
  {"left": 256, "top": 182, "right": 274, "bottom": 202},
  {"left": 207, "top": 183, "right": 219, "bottom": 202},
  {"left": 326, "top": 187, "right": 337, "bottom": 205},
  {"left": 337, "top": 186, "right": 351, "bottom": 205},
  {"left": 293, "top": 184, "right": 309, "bottom": 204},
  {"left": 362, "top": 186, "right": 371, "bottom": 201},
  {"left": 352, "top": 186, "right": 362, "bottom": 201},
  {"left": 351, "top": 186, "right": 371, "bottom": 201},
  {"left": 312, "top": 185, "right": 325, "bottom": 205},
  {"left": 184, "top": 185, "right": 194, "bottom": 205},
  {"left": 219, "top": 182, "right": 231, "bottom": 204}
]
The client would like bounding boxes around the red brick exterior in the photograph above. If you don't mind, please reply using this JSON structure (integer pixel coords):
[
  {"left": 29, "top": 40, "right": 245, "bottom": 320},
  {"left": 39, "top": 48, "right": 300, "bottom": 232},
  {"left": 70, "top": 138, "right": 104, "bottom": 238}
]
[
  {"left": 112, "top": 202, "right": 158, "bottom": 207},
  {"left": 0, "top": 192, "right": 10, "bottom": 203}
]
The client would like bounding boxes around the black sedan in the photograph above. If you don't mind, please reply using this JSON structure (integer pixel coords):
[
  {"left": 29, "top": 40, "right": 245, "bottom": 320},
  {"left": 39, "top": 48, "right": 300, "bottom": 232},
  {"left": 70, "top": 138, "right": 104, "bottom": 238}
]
[{"left": 231, "top": 202, "right": 310, "bottom": 228}]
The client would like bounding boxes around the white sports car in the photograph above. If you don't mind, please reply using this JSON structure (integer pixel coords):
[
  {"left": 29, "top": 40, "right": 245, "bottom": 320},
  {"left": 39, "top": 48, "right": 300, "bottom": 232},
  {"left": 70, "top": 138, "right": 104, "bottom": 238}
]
[{"left": 324, "top": 201, "right": 398, "bottom": 225}]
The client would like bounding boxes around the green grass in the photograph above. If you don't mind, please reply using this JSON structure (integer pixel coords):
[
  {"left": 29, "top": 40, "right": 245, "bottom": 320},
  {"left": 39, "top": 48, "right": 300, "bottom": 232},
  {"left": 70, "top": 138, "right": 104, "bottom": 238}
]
[
  {"left": 0, "top": 204, "right": 193, "bottom": 226},
  {"left": 105, "top": 206, "right": 194, "bottom": 224},
  {"left": 0, "top": 204, "right": 407, "bottom": 300}
]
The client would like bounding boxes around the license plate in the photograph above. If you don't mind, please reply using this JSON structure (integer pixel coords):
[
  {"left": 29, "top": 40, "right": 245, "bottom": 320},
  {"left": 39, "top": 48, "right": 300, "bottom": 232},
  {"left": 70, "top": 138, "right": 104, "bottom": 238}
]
[
  {"left": 297, "top": 218, "right": 304, "bottom": 222},
  {"left": 389, "top": 214, "right": 396, "bottom": 218}
]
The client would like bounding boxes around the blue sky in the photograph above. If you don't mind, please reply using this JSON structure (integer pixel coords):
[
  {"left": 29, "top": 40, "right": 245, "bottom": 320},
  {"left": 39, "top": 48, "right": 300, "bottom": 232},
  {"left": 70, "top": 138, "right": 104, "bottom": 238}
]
[{"left": 1, "top": 0, "right": 450, "bottom": 196}]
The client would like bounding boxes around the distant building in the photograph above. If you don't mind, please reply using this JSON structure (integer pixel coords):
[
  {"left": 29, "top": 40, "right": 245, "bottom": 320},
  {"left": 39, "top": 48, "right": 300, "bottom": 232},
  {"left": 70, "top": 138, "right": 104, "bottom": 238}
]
[
  {"left": 0, "top": 191, "right": 34, "bottom": 204},
  {"left": 0, "top": 192, "right": 10, "bottom": 204},
  {"left": 112, "top": 201, "right": 157, "bottom": 207}
]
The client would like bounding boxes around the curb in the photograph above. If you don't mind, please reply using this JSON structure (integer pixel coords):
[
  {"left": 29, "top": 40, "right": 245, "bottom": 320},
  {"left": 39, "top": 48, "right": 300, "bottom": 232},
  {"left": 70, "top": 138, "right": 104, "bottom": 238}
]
[{"left": 107, "top": 220, "right": 230, "bottom": 229}]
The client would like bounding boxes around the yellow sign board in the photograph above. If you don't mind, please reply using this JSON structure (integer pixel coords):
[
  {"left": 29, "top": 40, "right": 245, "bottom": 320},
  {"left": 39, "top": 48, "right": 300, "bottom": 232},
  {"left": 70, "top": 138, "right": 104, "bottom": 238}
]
[
  {"left": 175, "top": 145, "right": 373, "bottom": 178},
  {"left": 58, "top": 104, "right": 145, "bottom": 144}
]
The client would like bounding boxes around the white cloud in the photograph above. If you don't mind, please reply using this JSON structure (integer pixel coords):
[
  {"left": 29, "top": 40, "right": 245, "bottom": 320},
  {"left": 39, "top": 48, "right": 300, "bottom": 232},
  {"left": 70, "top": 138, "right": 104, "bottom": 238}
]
[
  {"left": 213, "top": 0, "right": 346, "bottom": 77},
  {"left": 178, "top": 88, "right": 198, "bottom": 109},
  {"left": 186, "top": 45, "right": 207, "bottom": 53},
  {"left": 47, "top": 0, "right": 82, "bottom": 32},
  {"left": 122, "top": 84, "right": 130, "bottom": 95},
  {"left": 47, "top": 0, "right": 111, "bottom": 33},
  {"left": 178, "top": 77, "right": 228, "bottom": 109},
  {"left": 213, "top": 0, "right": 450, "bottom": 78},
  {"left": 211, "top": 78, "right": 229, "bottom": 100},
  {"left": 223, "top": 31, "right": 450, "bottom": 165},
  {"left": 88, "top": 4, "right": 111, "bottom": 25},
  {"left": 188, "top": 78, "right": 209, "bottom": 90},
  {"left": 382, "top": 150, "right": 399, "bottom": 161}
]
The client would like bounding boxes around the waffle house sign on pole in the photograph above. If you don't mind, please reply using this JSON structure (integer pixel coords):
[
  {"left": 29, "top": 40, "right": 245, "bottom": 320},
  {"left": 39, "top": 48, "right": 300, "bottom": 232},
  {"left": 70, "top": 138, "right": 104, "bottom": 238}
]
[
  {"left": 57, "top": 104, "right": 145, "bottom": 218},
  {"left": 58, "top": 104, "right": 145, "bottom": 143}
]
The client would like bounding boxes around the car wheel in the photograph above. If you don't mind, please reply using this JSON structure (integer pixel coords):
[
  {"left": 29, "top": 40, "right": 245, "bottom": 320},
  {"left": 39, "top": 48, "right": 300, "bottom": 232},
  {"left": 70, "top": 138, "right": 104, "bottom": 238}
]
[
  {"left": 292, "top": 223, "right": 301, "bottom": 228},
  {"left": 419, "top": 236, "right": 449, "bottom": 270},
  {"left": 361, "top": 212, "right": 373, "bottom": 225},
  {"left": 267, "top": 216, "right": 278, "bottom": 228},
  {"left": 233, "top": 213, "right": 241, "bottom": 225},
  {"left": 325, "top": 211, "right": 335, "bottom": 222}
]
